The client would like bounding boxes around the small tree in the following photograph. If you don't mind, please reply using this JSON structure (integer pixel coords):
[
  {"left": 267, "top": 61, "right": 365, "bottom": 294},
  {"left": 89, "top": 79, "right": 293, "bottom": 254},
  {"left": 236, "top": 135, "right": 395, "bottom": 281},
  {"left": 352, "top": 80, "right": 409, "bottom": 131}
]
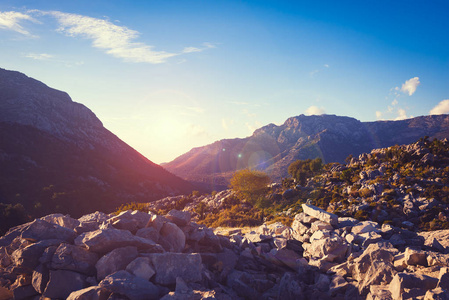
[{"left": 230, "top": 169, "right": 270, "bottom": 205}]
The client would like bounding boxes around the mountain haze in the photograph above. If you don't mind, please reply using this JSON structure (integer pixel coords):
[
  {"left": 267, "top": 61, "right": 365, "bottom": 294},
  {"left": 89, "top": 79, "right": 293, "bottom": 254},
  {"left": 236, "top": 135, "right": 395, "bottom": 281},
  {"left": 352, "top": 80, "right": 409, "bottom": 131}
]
[
  {"left": 0, "top": 68, "right": 194, "bottom": 218},
  {"left": 164, "top": 114, "right": 449, "bottom": 189}
]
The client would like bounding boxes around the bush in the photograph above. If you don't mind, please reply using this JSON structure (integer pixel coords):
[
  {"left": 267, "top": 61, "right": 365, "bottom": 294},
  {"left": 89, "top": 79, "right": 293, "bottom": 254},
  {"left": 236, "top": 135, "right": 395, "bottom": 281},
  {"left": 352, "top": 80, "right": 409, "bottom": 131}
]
[{"left": 230, "top": 169, "right": 270, "bottom": 205}]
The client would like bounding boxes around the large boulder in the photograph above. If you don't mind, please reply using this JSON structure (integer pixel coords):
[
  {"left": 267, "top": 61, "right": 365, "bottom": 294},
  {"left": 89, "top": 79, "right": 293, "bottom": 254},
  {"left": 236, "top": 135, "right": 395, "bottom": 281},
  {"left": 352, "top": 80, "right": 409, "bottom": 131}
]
[
  {"left": 99, "top": 270, "right": 159, "bottom": 300},
  {"left": 12, "top": 239, "right": 62, "bottom": 270},
  {"left": 302, "top": 204, "right": 338, "bottom": 226},
  {"left": 349, "top": 242, "right": 398, "bottom": 295},
  {"left": 74, "top": 228, "right": 163, "bottom": 254},
  {"left": 21, "top": 219, "right": 76, "bottom": 243},
  {"left": 148, "top": 253, "right": 202, "bottom": 285},
  {"left": 305, "top": 232, "right": 350, "bottom": 263},
  {"left": 40, "top": 214, "right": 80, "bottom": 230},
  {"left": 67, "top": 286, "right": 111, "bottom": 300},
  {"left": 43, "top": 270, "right": 88, "bottom": 299},
  {"left": 158, "top": 222, "right": 186, "bottom": 253},
  {"left": 96, "top": 246, "right": 138, "bottom": 280},
  {"left": 125, "top": 257, "right": 155, "bottom": 281},
  {"left": 165, "top": 209, "right": 191, "bottom": 227},
  {"left": 51, "top": 243, "right": 100, "bottom": 275},
  {"left": 389, "top": 273, "right": 439, "bottom": 300}
]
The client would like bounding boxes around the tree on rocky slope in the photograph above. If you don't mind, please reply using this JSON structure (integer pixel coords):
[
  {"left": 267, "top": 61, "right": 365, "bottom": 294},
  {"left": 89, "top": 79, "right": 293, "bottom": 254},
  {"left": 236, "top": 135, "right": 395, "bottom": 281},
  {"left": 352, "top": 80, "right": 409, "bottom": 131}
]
[{"left": 230, "top": 169, "right": 270, "bottom": 205}]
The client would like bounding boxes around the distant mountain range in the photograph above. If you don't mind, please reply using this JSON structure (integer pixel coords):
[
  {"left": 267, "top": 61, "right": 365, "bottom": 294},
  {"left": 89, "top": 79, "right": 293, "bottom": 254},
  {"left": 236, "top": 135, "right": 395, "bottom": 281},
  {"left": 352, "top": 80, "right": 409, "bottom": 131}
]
[
  {"left": 0, "top": 68, "right": 194, "bottom": 218},
  {"left": 164, "top": 114, "right": 449, "bottom": 189}
]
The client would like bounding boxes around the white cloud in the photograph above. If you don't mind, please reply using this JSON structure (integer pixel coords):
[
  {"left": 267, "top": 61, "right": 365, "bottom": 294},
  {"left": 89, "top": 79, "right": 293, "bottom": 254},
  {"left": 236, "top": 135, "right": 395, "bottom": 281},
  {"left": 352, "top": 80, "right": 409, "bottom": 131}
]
[
  {"left": 0, "top": 11, "right": 38, "bottom": 36},
  {"left": 430, "top": 99, "right": 449, "bottom": 115},
  {"left": 185, "top": 123, "right": 209, "bottom": 137},
  {"left": 246, "top": 121, "right": 262, "bottom": 133},
  {"left": 24, "top": 53, "right": 53, "bottom": 60},
  {"left": 375, "top": 111, "right": 383, "bottom": 119},
  {"left": 222, "top": 118, "right": 234, "bottom": 131},
  {"left": 306, "top": 106, "right": 325, "bottom": 115},
  {"left": 391, "top": 99, "right": 398, "bottom": 106},
  {"left": 400, "top": 77, "right": 420, "bottom": 96},
  {"left": 395, "top": 108, "right": 408, "bottom": 120}
]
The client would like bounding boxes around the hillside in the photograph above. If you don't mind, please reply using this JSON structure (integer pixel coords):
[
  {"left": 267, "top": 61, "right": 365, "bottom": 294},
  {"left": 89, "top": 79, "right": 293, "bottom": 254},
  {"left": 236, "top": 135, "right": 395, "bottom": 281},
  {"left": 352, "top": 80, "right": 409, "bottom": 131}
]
[
  {"left": 1, "top": 138, "right": 448, "bottom": 299},
  {"left": 0, "top": 68, "right": 194, "bottom": 226},
  {"left": 164, "top": 114, "right": 449, "bottom": 189}
]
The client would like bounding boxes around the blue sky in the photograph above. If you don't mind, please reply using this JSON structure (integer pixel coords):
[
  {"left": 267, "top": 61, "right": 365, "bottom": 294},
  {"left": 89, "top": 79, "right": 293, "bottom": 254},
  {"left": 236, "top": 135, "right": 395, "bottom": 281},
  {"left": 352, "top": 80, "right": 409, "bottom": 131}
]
[{"left": 1, "top": 0, "right": 448, "bottom": 163}]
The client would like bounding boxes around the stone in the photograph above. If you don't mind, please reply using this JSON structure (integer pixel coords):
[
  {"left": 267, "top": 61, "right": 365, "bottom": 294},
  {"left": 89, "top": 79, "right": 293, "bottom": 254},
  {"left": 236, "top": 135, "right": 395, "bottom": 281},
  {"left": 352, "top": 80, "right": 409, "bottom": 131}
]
[
  {"left": 315, "top": 273, "right": 330, "bottom": 292},
  {"left": 437, "top": 267, "right": 449, "bottom": 290},
  {"left": 278, "top": 272, "right": 304, "bottom": 300},
  {"left": 424, "top": 287, "right": 449, "bottom": 300},
  {"left": 291, "top": 219, "right": 309, "bottom": 237},
  {"left": 349, "top": 242, "right": 398, "bottom": 295},
  {"left": 125, "top": 257, "right": 155, "bottom": 281},
  {"left": 0, "top": 247, "right": 11, "bottom": 268},
  {"left": 158, "top": 222, "right": 186, "bottom": 253},
  {"left": 149, "top": 253, "right": 202, "bottom": 285},
  {"left": 32, "top": 264, "right": 49, "bottom": 294},
  {"left": 99, "top": 270, "right": 159, "bottom": 300},
  {"left": 302, "top": 204, "right": 338, "bottom": 226},
  {"left": 427, "top": 252, "right": 449, "bottom": 267},
  {"left": 338, "top": 217, "right": 359, "bottom": 228},
  {"left": 419, "top": 229, "right": 449, "bottom": 251},
  {"left": 404, "top": 247, "right": 427, "bottom": 266},
  {"left": 67, "top": 286, "right": 111, "bottom": 300},
  {"left": 135, "top": 227, "right": 159, "bottom": 243},
  {"left": 389, "top": 273, "right": 438, "bottom": 300},
  {"left": 367, "top": 285, "right": 392, "bottom": 300},
  {"left": 329, "top": 275, "right": 349, "bottom": 296},
  {"left": 358, "top": 231, "right": 384, "bottom": 248},
  {"left": 51, "top": 243, "right": 100, "bottom": 275},
  {"left": 271, "top": 248, "right": 302, "bottom": 269},
  {"left": 108, "top": 210, "right": 152, "bottom": 231},
  {"left": 43, "top": 270, "right": 87, "bottom": 299},
  {"left": 96, "top": 246, "right": 138, "bottom": 280},
  {"left": 21, "top": 219, "right": 76, "bottom": 243},
  {"left": 12, "top": 239, "right": 62, "bottom": 270},
  {"left": 351, "top": 221, "right": 381, "bottom": 235},
  {"left": 311, "top": 220, "right": 333, "bottom": 232},
  {"left": 40, "top": 213, "right": 81, "bottom": 230},
  {"left": 75, "top": 228, "right": 162, "bottom": 254},
  {"left": 306, "top": 233, "right": 350, "bottom": 263},
  {"left": 166, "top": 209, "right": 191, "bottom": 227}
]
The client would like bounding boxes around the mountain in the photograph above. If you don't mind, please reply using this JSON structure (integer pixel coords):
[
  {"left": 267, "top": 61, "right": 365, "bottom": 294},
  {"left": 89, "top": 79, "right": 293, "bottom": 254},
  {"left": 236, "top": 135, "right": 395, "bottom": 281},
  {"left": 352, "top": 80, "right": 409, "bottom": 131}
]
[
  {"left": 0, "top": 68, "right": 194, "bottom": 219},
  {"left": 164, "top": 114, "right": 449, "bottom": 189}
]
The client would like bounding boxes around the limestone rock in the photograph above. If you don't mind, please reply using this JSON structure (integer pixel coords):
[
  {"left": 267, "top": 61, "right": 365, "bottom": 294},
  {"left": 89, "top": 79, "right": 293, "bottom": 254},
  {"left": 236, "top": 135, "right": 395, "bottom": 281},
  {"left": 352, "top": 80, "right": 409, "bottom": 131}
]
[
  {"left": 125, "top": 257, "right": 155, "bottom": 281},
  {"left": 166, "top": 209, "right": 191, "bottom": 227},
  {"left": 96, "top": 246, "right": 138, "bottom": 280},
  {"left": 99, "top": 270, "right": 159, "bottom": 300},
  {"left": 12, "top": 239, "right": 62, "bottom": 270},
  {"left": 149, "top": 253, "right": 202, "bottom": 285},
  {"left": 21, "top": 219, "right": 76, "bottom": 243},
  {"left": 389, "top": 273, "right": 438, "bottom": 300},
  {"left": 158, "top": 222, "right": 186, "bottom": 253},
  {"left": 424, "top": 287, "right": 449, "bottom": 300},
  {"left": 32, "top": 264, "right": 49, "bottom": 294},
  {"left": 40, "top": 213, "right": 81, "bottom": 230},
  {"left": 75, "top": 228, "right": 162, "bottom": 254},
  {"left": 43, "top": 270, "right": 87, "bottom": 299},
  {"left": 51, "top": 243, "right": 100, "bottom": 275},
  {"left": 67, "top": 286, "right": 111, "bottom": 300},
  {"left": 302, "top": 204, "right": 338, "bottom": 226},
  {"left": 404, "top": 247, "right": 427, "bottom": 266}
]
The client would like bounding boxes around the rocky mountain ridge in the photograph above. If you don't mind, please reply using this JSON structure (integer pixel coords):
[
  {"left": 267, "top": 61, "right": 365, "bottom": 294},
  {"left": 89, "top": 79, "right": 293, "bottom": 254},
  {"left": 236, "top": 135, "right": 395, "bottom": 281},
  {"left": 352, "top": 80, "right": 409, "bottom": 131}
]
[
  {"left": 164, "top": 114, "right": 449, "bottom": 190},
  {"left": 0, "top": 68, "right": 193, "bottom": 225}
]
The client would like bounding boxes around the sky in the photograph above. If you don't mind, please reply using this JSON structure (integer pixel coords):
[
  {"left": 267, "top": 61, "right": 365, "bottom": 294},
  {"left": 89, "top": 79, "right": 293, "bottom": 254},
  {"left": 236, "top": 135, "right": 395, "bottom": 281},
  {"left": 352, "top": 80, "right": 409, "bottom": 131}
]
[{"left": 0, "top": 1, "right": 448, "bottom": 164}]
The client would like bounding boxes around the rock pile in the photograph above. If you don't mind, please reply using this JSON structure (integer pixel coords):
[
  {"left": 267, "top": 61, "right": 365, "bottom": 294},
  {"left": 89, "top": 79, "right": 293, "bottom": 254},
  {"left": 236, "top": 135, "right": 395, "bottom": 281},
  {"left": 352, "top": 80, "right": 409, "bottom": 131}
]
[{"left": 1, "top": 204, "right": 449, "bottom": 299}]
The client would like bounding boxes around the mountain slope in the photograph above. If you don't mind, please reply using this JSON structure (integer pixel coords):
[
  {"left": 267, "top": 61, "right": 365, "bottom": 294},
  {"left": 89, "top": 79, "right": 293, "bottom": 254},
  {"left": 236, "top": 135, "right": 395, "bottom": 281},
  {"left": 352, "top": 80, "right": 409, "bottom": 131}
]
[
  {"left": 164, "top": 114, "right": 449, "bottom": 188},
  {"left": 0, "top": 68, "right": 194, "bottom": 218}
]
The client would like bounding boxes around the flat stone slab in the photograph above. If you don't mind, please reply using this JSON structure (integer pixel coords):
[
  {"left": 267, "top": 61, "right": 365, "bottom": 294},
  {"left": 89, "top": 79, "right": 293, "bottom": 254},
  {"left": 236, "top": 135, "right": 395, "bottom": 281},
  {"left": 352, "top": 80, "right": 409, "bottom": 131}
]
[{"left": 302, "top": 204, "right": 338, "bottom": 226}]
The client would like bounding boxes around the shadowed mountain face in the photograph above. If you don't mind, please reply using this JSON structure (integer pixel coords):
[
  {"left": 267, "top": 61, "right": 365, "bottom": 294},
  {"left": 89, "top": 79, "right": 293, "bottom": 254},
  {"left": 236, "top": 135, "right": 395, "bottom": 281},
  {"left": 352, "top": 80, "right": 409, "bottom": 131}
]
[
  {"left": 164, "top": 114, "right": 449, "bottom": 189},
  {"left": 0, "top": 68, "right": 194, "bottom": 218}
]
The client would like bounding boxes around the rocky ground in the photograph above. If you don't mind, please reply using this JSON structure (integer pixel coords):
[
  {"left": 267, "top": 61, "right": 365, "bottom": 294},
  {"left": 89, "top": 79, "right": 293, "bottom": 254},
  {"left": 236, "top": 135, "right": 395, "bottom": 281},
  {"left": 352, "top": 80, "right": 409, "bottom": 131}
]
[{"left": 1, "top": 204, "right": 449, "bottom": 300}]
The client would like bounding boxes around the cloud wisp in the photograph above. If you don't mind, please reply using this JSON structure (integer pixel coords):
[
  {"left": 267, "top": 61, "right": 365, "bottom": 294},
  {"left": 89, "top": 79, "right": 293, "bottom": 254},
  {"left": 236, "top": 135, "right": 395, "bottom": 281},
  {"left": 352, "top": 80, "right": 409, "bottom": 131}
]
[
  {"left": 24, "top": 53, "right": 53, "bottom": 60},
  {"left": 0, "top": 11, "right": 39, "bottom": 36},
  {"left": 430, "top": 100, "right": 449, "bottom": 115},
  {"left": 0, "top": 10, "right": 215, "bottom": 64},
  {"left": 306, "top": 105, "right": 325, "bottom": 115},
  {"left": 400, "top": 77, "right": 420, "bottom": 96}
]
